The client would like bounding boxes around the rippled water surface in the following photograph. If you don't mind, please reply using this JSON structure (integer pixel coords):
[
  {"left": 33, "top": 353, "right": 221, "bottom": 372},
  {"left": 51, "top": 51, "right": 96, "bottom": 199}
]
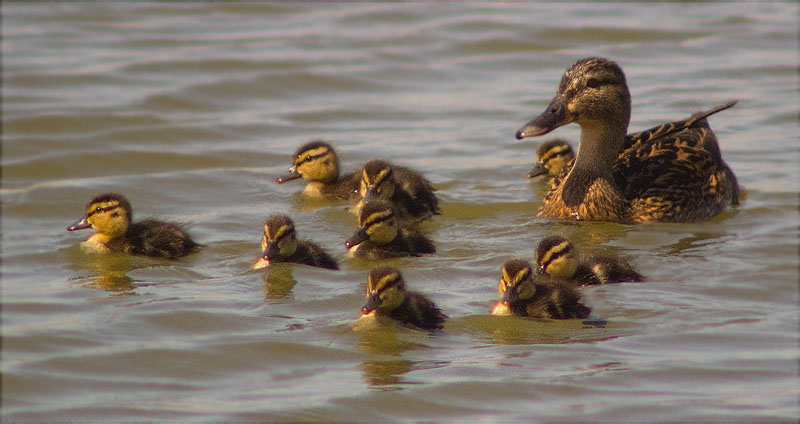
[{"left": 2, "top": 3, "right": 798, "bottom": 421}]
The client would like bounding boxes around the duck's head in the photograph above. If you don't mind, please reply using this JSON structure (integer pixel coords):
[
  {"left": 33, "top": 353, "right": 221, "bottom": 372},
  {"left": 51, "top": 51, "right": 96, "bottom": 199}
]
[
  {"left": 67, "top": 193, "right": 132, "bottom": 238},
  {"left": 346, "top": 199, "right": 398, "bottom": 248},
  {"left": 276, "top": 140, "right": 340, "bottom": 184},
  {"left": 516, "top": 57, "right": 631, "bottom": 140},
  {"left": 362, "top": 265, "right": 407, "bottom": 315},
  {"left": 261, "top": 215, "right": 298, "bottom": 260},
  {"left": 498, "top": 259, "right": 537, "bottom": 306},
  {"left": 360, "top": 159, "right": 397, "bottom": 203},
  {"left": 535, "top": 235, "right": 578, "bottom": 278},
  {"left": 526, "top": 138, "right": 575, "bottom": 179}
]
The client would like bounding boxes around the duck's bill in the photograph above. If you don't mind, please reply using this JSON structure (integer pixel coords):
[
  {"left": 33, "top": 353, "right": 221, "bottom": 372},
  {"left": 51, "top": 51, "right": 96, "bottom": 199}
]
[
  {"left": 501, "top": 287, "right": 518, "bottom": 305},
  {"left": 515, "top": 97, "right": 572, "bottom": 140},
  {"left": 361, "top": 293, "right": 381, "bottom": 315},
  {"left": 275, "top": 166, "right": 301, "bottom": 184},
  {"left": 345, "top": 229, "right": 367, "bottom": 249},
  {"left": 362, "top": 185, "right": 379, "bottom": 203},
  {"left": 262, "top": 240, "right": 280, "bottom": 261},
  {"left": 525, "top": 163, "right": 547, "bottom": 179},
  {"left": 67, "top": 217, "right": 91, "bottom": 231}
]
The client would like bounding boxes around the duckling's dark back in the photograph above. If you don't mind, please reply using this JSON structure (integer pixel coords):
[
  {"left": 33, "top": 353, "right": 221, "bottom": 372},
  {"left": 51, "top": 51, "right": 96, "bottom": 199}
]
[{"left": 126, "top": 220, "right": 200, "bottom": 259}]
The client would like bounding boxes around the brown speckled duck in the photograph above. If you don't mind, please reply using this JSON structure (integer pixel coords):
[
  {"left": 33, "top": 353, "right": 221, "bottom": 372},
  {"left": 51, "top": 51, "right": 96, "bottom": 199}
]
[
  {"left": 516, "top": 57, "right": 739, "bottom": 223},
  {"left": 360, "top": 265, "right": 446, "bottom": 330},
  {"left": 67, "top": 193, "right": 200, "bottom": 259},
  {"left": 251, "top": 215, "right": 339, "bottom": 270},
  {"left": 535, "top": 235, "right": 643, "bottom": 286},
  {"left": 491, "top": 259, "right": 590, "bottom": 319},
  {"left": 526, "top": 138, "right": 575, "bottom": 180}
]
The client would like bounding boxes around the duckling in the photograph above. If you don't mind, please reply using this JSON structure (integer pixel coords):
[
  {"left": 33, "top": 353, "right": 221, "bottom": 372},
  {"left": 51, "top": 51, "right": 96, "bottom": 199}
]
[
  {"left": 361, "top": 265, "right": 446, "bottom": 330},
  {"left": 251, "top": 215, "right": 339, "bottom": 270},
  {"left": 525, "top": 138, "right": 575, "bottom": 180},
  {"left": 275, "top": 140, "right": 361, "bottom": 201},
  {"left": 345, "top": 199, "right": 436, "bottom": 259},
  {"left": 357, "top": 159, "right": 441, "bottom": 221},
  {"left": 535, "top": 235, "right": 643, "bottom": 286},
  {"left": 515, "top": 57, "right": 739, "bottom": 223},
  {"left": 491, "top": 258, "right": 590, "bottom": 319},
  {"left": 66, "top": 193, "right": 200, "bottom": 259}
]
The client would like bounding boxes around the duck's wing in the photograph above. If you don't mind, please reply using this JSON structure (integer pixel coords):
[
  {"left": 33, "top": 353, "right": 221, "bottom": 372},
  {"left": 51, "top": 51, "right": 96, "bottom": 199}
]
[
  {"left": 614, "top": 125, "right": 737, "bottom": 223},
  {"left": 623, "top": 100, "right": 737, "bottom": 152}
]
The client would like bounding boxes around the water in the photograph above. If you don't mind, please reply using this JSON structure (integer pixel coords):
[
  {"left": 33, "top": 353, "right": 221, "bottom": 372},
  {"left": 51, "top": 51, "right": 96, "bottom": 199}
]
[{"left": 2, "top": 3, "right": 798, "bottom": 421}]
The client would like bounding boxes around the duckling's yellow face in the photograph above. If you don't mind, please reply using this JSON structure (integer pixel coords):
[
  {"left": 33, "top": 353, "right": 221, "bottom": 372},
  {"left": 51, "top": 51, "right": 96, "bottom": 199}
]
[
  {"left": 359, "top": 203, "right": 398, "bottom": 245},
  {"left": 262, "top": 217, "right": 298, "bottom": 260},
  {"left": 362, "top": 266, "right": 407, "bottom": 315},
  {"left": 360, "top": 163, "right": 396, "bottom": 202},
  {"left": 536, "top": 237, "right": 578, "bottom": 278},
  {"left": 538, "top": 142, "right": 573, "bottom": 176},
  {"left": 498, "top": 260, "right": 536, "bottom": 305},
  {"left": 68, "top": 195, "right": 131, "bottom": 239},
  {"left": 292, "top": 144, "right": 339, "bottom": 183}
]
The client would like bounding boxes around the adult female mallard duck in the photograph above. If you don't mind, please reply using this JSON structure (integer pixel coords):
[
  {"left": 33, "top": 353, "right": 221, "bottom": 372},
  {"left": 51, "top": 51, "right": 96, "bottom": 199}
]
[
  {"left": 275, "top": 140, "right": 361, "bottom": 201},
  {"left": 251, "top": 214, "right": 339, "bottom": 270},
  {"left": 515, "top": 57, "right": 739, "bottom": 223},
  {"left": 535, "top": 235, "right": 643, "bottom": 286},
  {"left": 67, "top": 193, "right": 200, "bottom": 259},
  {"left": 360, "top": 265, "right": 446, "bottom": 330},
  {"left": 345, "top": 199, "right": 436, "bottom": 259},
  {"left": 526, "top": 138, "right": 575, "bottom": 180},
  {"left": 357, "top": 159, "right": 441, "bottom": 221},
  {"left": 491, "top": 258, "right": 591, "bottom": 319}
]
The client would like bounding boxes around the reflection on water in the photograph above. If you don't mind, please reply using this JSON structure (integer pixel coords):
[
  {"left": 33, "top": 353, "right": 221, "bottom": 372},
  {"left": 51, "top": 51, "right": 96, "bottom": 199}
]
[
  {"left": 663, "top": 231, "right": 732, "bottom": 257},
  {"left": 261, "top": 264, "right": 297, "bottom": 301},
  {"left": 464, "top": 315, "right": 611, "bottom": 346},
  {"left": 353, "top": 315, "right": 446, "bottom": 389},
  {"left": 2, "top": 2, "right": 797, "bottom": 421},
  {"left": 68, "top": 248, "right": 135, "bottom": 292}
]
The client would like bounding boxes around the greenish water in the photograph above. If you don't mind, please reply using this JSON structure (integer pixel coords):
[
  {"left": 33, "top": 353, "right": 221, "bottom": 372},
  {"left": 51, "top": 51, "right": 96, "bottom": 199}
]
[{"left": 2, "top": 3, "right": 798, "bottom": 421}]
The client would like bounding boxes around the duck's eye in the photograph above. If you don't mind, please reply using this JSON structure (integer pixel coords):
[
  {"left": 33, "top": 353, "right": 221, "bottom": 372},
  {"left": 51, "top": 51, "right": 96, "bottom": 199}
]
[
  {"left": 95, "top": 206, "right": 102, "bottom": 213},
  {"left": 305, "top": 155, "right": 311, "bottom": 162},
  {"left": 586, "top": 78, "right": 599, "bottom": 88}
]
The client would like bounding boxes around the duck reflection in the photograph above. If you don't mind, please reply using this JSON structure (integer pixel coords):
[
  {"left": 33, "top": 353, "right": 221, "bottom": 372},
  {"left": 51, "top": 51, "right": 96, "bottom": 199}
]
[
  {"left": 261, "top": 264, "right": 297, "bottom": 301},
  {"left": 664, "top": 231, "right": 730, "bottom": 256},
  {"left": 466, "top": 314, "right": 607, "bottom": 346},
  {"left": 353, "top": 316, "right": 424, "bottom": 390},
  {"left": 68, "top": 247, "right": 135, "bottom": 292}
]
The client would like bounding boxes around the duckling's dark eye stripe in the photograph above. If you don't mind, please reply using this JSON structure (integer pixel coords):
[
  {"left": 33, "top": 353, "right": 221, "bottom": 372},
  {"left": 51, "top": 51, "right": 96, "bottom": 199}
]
[
  {"left": 270, "top": 225, "right": 295, "bottom": 242},
  {"left": 374, "top": 168, "right": 392, "bottom": 185},
  {"left": 363, "top": 212, "right": 393, "bottom": 229},
  {"left": 86, "top": 204, "right": 119, "bottom": 218},
  {"left": 544, "top": 146, "right": 570, "bottom": 160},
  {"left": 370, "top": 272, "right": 400, "bottom": 295},
  {"left": 540, "top": 246, "right": 568, "bottom": 272},
  {"left": 294, "top": 150, "right": 329, "bottom": 167}
]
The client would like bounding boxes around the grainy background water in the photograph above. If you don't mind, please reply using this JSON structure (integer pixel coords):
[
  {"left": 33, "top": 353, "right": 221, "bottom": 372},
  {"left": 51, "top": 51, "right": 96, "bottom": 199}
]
[{"left": 2, "top": 3, "right": 798, "bottom": 421}]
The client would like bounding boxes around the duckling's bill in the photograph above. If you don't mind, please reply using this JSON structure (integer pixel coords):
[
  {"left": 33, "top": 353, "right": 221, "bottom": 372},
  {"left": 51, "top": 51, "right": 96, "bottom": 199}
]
[
  {"left": 345, "top": 229, "right": 368, "bottom": 249},
  {"left": 526, "top": 162, "right": 548, "bottom": 179},
  {"left": 275, "top": 166, "right": 301, "bottom": 184},
  {"left": 67, "top": 216, "right": 92, "bottom": 231},
  {"left": 361, "top": 292, "right": 381, "bottom": 315}
]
